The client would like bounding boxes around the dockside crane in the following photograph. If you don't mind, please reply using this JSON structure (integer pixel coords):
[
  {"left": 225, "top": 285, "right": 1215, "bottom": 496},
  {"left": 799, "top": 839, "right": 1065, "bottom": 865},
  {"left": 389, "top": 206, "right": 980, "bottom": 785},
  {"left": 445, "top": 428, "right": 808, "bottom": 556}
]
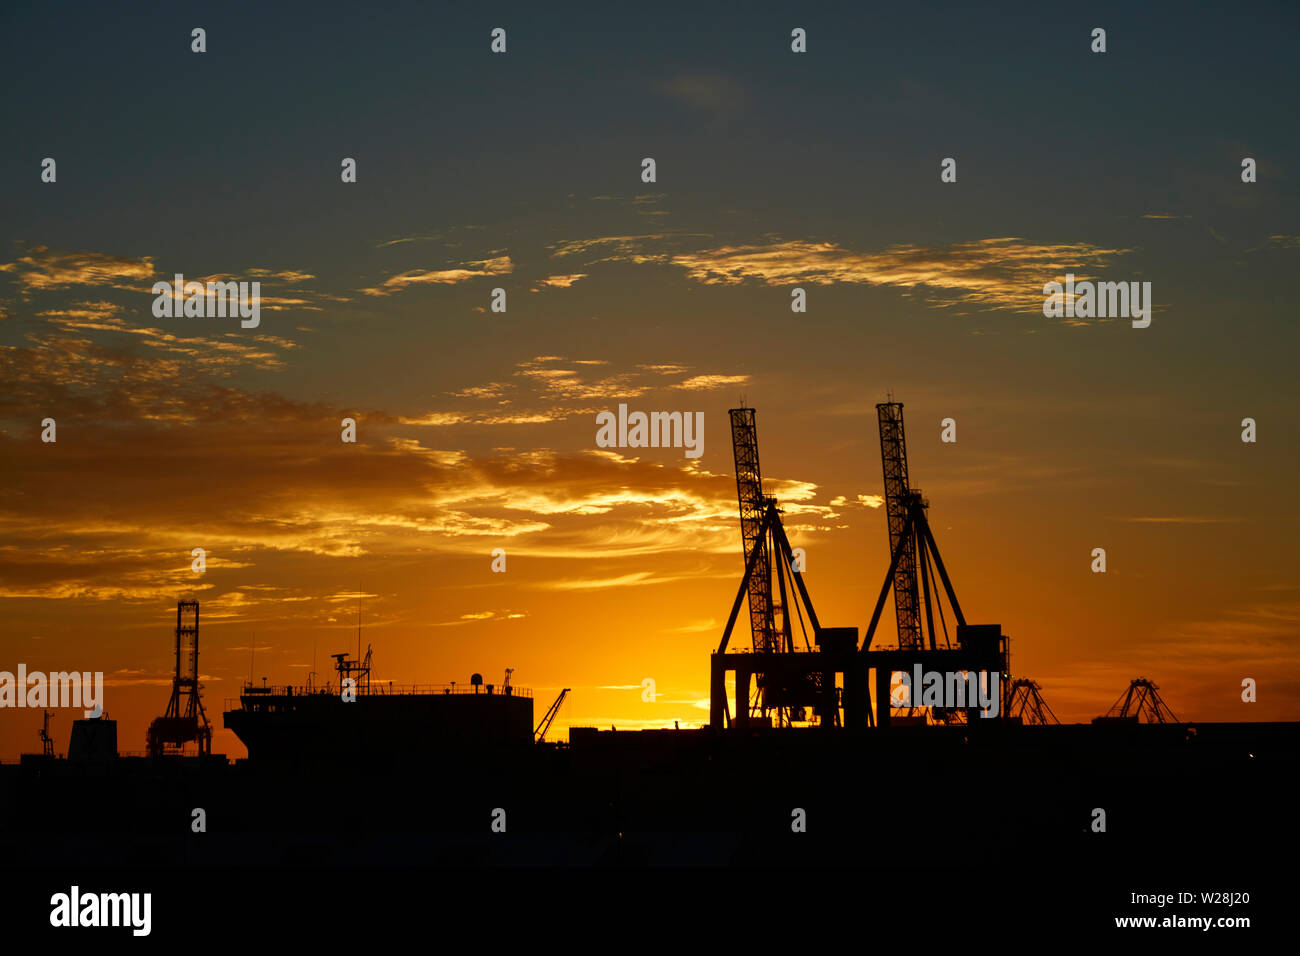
[
  {"left": 712, "top": 399, "right": 1009, "bottom": 733},
  {"left": 720, "top": 406, "right": 826, "bottom": 727},
  {"left": 871, "top": 400, "right": 964, "bottom": 654},
  {"left": 1006, "top": 679, "right": 1060, "bottom": 725},
  {"left": 147, "top": 600, "right": 213, "bottom": 756},
  {"left": 535, "top": 688, "right": 570, "bottom": 742},
  {"left": 862, "top": 400, "right": 1009, "bottom": 726},
  {"left": 1095, "top": 678, "right": 1180, "bottom": 724}
]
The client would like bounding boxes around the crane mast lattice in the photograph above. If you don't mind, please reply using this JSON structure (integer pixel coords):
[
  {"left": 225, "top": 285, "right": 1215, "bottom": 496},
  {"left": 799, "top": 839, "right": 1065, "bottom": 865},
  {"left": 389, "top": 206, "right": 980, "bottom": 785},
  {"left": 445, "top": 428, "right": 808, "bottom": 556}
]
[
  {"left": 877, "top": 402, "right": 925, "bottom": 650},
  {"left": 730, "top": 407, "right": 781, "bottom": 655}
]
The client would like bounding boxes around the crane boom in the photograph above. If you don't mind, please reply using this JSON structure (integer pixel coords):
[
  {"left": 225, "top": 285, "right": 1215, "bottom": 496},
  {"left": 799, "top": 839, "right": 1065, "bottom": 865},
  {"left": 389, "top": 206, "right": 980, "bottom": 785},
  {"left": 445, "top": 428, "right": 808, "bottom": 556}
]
[
  {"left": 877, "top": 402, "right": 924, "bottom": 650},
  {"left": 535, "top": 688, "right": 570, "bottom": 742},
  {"left": 729, "top": 407, "right": 780, "bottom": 654}
]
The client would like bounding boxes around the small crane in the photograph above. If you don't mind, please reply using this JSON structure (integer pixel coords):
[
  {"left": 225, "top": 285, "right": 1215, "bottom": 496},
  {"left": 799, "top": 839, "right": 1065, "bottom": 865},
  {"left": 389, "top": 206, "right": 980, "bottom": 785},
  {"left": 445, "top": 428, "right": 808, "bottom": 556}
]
[
  {"left": 534, "top": 688, "right": 570, "bottom": 743},
  {"left": 40, "top": 709, "right": 54, "bottom": 757}
]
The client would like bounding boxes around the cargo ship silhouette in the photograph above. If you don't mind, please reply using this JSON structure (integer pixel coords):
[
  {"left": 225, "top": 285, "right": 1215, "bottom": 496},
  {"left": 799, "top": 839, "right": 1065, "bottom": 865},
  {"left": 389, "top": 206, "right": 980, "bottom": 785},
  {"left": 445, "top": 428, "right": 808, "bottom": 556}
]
[{"left": 224, "top": 648, "right": 535, "bottom": 765}]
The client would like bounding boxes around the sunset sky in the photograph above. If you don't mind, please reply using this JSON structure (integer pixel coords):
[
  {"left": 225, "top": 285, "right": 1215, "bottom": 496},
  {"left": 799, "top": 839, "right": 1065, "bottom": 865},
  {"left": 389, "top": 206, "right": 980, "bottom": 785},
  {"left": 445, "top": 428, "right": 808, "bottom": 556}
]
[{"left": 2, "top": 2, "right": 1297, "bottom": 759}]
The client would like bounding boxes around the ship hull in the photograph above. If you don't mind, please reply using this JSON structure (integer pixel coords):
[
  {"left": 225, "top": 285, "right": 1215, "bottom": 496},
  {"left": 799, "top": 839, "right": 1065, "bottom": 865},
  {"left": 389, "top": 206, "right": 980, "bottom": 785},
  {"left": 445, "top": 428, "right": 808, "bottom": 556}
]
[{"left": 223, "top": 690, "right": 534, "bottom": 765}]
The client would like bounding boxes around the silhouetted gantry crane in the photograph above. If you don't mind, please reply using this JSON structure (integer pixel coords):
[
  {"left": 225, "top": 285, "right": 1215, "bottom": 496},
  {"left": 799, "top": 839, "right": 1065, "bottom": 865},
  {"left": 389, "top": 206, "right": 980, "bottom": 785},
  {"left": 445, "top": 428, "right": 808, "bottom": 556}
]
[
  {"left": 718, "top": 406, "right": 828, "bottom": 727},
  {"left": 1006, "top": 679, "right": 1060, "bottom": 725},
  {"left": 861, "top": 401, "right": 1009, "bottom": 725},
  {"left": 867, "top": 402, "right": 967, "bottom": 656},
  {"left": 1094, "top": 678, "right": 1180, "bottom": 724},
  {"left": 711, "top": 399, "right": 1010, "bottom": 731},
  {"left": 147, "top": 600, "right": 213, "bottom": 757}
]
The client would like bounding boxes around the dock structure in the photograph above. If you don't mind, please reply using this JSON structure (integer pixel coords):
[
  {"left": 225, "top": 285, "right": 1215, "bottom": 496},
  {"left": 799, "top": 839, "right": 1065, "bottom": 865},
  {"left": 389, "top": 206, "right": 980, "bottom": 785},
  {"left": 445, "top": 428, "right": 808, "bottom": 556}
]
[{"left": 712, "top": 401, "right": 1008, "bottom": 732}]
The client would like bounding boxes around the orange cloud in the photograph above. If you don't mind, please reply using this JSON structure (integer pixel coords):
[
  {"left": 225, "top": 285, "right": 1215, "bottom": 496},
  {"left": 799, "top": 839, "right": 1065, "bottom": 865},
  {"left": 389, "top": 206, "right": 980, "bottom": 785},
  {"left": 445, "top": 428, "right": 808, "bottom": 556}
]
[
  {"left": 674, "top": 374, "right": 749, "bottom": 390},
  {"left": 533, "top": 273, "right": 587, "bottom": 290},
  {"left": 551, "top": 234, "right": 1131, "bottom": 313},
  {"left": 667, "top": 238, "right": 1130, "bottom": 312},
  {"left": 0, "top": 245, "right": 155, "bottom": 293},
  {"left": 359, "top": 256, "right": 513, "bottom": 295}
]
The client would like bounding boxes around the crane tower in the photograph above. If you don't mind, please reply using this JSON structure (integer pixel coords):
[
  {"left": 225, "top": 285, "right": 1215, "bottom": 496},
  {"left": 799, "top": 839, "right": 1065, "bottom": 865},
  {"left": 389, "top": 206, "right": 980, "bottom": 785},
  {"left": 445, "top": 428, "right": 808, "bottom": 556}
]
[{"left": 147, "top": 600, "right": 212, "bottom": 756}]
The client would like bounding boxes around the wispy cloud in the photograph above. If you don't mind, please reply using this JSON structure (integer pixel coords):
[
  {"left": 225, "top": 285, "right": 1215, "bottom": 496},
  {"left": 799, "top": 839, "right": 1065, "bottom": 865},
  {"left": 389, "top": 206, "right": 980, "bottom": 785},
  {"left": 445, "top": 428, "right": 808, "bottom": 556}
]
[
  {"left": 0, "top": 244, "right": 155, "bottom": 293},
  {"left": 247, "top": 268, "right": 316, "bottom": 282},
  {"left": 549, "top": 234, "right": 706, "bottom": 261},
  {"left": 532, "top": 273, "right": 587, "bottom": 290},
  {"left": 549, "top": 234, "right": 1130, "bottom": 314},
  {"left": 397, "top": 410, "right": 564, "bottom": 426},
  {"left": 375, "top": 235, "right": 444, "bottom": 248},
  {"left": 829, "top": 494, "right": 885, "bottom": 509},
  {"left": 432, "top": 609, "right": 528, "bottom": 626},
  {"left": 673, "top": 374, "right": 748, "bottom": 390},
  {"left": 667, "top": 238, "right": 1129, "bottom": 313},
  {"left": 541, "top": 570, "right": 728, "bottom": 590},
  {"left": 35, "top": 301, "right": 296, "bottom": 373},
  {"left": 359, "top": 255, "right": 513, "bottom": 296}
]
